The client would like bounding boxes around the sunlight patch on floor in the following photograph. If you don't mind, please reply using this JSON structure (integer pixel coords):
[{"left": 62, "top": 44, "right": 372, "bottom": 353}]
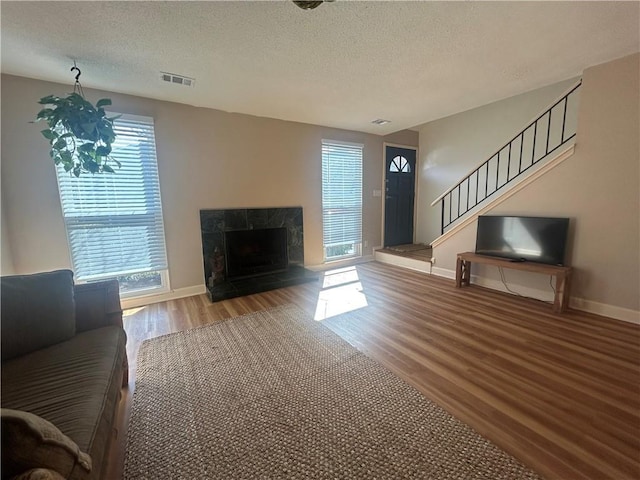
[
  {"left": 123, "top": 306, "right": 147, "bottom": 317},
  {"left": 314, "top": 266, "right": 368, "bottom": 321}
]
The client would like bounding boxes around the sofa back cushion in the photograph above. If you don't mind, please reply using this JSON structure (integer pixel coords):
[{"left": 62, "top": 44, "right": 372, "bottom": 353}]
[{"left": 1, "top": 270, "right": 76, "bottom": 361}]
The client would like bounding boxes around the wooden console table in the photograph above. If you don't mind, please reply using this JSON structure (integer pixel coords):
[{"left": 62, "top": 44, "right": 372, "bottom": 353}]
[{"left": 455, "top": 252, "right": 572, "bottom": 313}]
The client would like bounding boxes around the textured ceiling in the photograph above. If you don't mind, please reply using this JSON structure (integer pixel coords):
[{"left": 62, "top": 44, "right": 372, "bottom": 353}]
[{"left": 1, "top": 1, "right": 639, "bottom": 135}]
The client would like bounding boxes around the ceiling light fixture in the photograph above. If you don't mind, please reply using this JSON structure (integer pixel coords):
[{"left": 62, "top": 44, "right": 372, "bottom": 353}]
[
  {"left": 292, "top": 0, "right": 334, "bottom": 10},
  {"left": 371, "top": 119, "right": 391, "bottom": 126}
]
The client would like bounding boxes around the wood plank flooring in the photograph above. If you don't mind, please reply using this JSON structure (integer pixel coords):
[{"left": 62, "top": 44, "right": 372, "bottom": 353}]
[{"left": 106, "top": 261, "right": 639, "bottom": 480}]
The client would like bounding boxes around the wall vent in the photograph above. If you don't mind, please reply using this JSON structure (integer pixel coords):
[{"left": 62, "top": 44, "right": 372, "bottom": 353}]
[{"left": 161, "top": 72, "right": 195, "bottom": 87}]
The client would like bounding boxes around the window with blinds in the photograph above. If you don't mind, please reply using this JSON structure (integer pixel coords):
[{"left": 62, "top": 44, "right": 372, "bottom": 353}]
[
  {"left": 321, "top": 141, "right": 363, "bottom": 261},
  {"left": 56, "top": 114, "right": 169, "bottom": 296}
]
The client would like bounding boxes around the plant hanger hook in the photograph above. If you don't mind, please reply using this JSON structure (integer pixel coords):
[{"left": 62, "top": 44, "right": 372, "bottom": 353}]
[{"left": 71, "top": 65, "right": 81, "bottom": 82}]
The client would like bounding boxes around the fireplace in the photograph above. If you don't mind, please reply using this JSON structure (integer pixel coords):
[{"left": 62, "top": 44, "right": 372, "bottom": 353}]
[
  {"left": 200, "top": 207, "right": 318, "bottom": 302},
  {"left": 225, "top": 227, "right": 288, "bottom": 279}
]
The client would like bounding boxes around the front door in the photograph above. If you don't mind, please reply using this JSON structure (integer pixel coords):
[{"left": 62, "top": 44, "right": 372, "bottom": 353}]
[{"left": 384, "top": 146, "right": 416, "bottom": 247}]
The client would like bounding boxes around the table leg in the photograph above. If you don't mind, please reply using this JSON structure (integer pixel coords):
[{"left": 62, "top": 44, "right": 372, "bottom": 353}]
[
  {"left": 553, "top": 275, "right": 562, "bottom": 312},
  {"left": 456, "top": 257, "right": 463, "bottom": 288},
  {"left": 462, "top": 260, "right": 471, "bottom": 286},
  {"left": 553, "top": 273, "right": 571, "bottom": 313},
  {"left": 456, "top": 258, "right": 471, "bottom": 288},
  {"left": 561, "top": 272, "right": 572, "bottom": 312}
]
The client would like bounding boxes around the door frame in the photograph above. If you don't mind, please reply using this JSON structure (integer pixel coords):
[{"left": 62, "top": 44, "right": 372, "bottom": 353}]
[{"left": 381, "top": 143, "right": 419, "bottom": 248}]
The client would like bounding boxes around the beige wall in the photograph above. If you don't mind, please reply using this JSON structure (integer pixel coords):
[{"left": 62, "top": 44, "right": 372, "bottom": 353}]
[
  {"left": 428, "top": 53, "right": 640, "bottom": 315},
  {"left": 417, "top": 77, "right": 580, "bottom": 244},
  {"left": 1, "top": 192, "right": 15, "bottom": 275},
  {"left": 0, "top": 74, "right": 417, "bottom": 290}
]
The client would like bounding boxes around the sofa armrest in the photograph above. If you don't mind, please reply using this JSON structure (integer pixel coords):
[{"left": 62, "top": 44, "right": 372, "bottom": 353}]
[
  {"left": 73, "top": 280, "right": 129, "bottom": 387},
  {"left": 74, "top": 280, "right": 123, "bottom": 333}
]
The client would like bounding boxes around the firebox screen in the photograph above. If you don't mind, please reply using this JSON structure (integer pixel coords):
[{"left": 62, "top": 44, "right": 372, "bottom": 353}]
[{"left": 224, "top": 227, "right": 289, "bottom": 279}]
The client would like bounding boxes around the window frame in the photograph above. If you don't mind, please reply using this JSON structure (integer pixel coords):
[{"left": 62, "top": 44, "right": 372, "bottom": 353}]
[
  {"left": 55, "top": 113, "right": 170, "bottom": 298},
  {"left": 321, "top": 139, "right": 364, "bottom": 263}
]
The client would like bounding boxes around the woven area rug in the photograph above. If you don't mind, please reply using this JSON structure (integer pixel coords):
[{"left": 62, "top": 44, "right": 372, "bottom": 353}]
[{"left": 124, "top": 304, "right": 541, "bottom": 479}]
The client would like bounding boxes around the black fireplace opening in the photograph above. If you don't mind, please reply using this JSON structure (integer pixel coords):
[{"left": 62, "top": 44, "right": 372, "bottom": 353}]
[{"left": 224, "top": 227, "right": 289, "bottom": 279}]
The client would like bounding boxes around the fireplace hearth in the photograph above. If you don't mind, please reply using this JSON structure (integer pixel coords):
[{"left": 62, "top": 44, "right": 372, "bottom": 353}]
[{"left": 200, "top": 207, "right": 318, "bottom": 302}]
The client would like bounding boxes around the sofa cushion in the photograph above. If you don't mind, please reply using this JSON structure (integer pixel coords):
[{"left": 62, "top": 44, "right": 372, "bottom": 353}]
[
  {"left": 1, "top": 326, "right": 126, "bottom": 479},
  {"left": 1, "top": 409, "right": 92, "bottom": 479},
  {"left": 1, "top": 270, "right": 76, "bottom": 361}
]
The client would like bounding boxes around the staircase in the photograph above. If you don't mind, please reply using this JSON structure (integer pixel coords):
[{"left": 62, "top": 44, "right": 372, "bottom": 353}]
[
  {"left": 431, "top": 80, "right": 581, "bottom": 239},
  {"left": 376, "top": 80, "right": 582, "bottom": 272}
]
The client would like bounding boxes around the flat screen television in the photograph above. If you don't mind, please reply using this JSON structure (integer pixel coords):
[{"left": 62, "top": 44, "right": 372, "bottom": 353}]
[{"left": 475, "top": 215, "right": 570, "bottom": 266}]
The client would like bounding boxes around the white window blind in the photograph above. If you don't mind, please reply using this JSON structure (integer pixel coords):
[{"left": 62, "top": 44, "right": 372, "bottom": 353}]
[
  {"left": 322, "top": 141, "right": 363, "bottom": 261},
  {"left": 56, "top": 114, "right": 168, "bottom": 283}
]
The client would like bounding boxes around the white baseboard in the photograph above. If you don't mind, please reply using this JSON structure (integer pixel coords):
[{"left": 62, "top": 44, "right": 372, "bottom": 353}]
[
  {"left": 434, "top": 267, "right": 553, "bottom": 299},
  {"left": 122, "top": 284, "right": 207, "bottom": 310},
  {"left": 569, "top": 297, "right": 640, "bottom": 324},
  {"left": 431, "top": 266, "right": 456, "bottom": 279},
  {"left": 307, "top": 255, "right": 375, "bottom": 272},
  {"left": 430, "top": 267, "right": 640, "bottom": 324}
]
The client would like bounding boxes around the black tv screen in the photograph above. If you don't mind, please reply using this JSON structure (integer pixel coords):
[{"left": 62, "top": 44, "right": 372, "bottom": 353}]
[{"left": 475, "top": 216, "right": 570, "bottom": 266}]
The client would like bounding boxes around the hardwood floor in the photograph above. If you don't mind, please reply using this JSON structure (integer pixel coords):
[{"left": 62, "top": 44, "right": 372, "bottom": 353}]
[{"left": 106, "top": 261, "right": 639, "bottom": 480}]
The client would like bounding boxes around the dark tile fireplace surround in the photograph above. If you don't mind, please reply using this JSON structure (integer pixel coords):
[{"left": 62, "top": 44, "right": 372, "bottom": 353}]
[{"left": 200, "top": 207, "right": 318, "bottom": 302}]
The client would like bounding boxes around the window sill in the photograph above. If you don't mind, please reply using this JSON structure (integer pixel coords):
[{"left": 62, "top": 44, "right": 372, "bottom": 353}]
[{"left": 120, "top": 284, "right": 206, "bottom": 310}]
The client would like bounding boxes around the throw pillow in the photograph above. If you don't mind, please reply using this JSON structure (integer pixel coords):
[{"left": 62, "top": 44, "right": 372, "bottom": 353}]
[
  {"left": 1, "top": 409, "right": 92, "bottom": 479},
  {"left": 1, "top": 270, "right": 76, "bottom": 361},
  {"left": 10, "top": 469, "right": 66, "bottom": 480}
]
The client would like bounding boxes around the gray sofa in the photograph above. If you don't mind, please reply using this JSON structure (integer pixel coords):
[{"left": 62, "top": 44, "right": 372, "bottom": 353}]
[{"left": 1, "top": 270, "right": 128, "bottom": 480}]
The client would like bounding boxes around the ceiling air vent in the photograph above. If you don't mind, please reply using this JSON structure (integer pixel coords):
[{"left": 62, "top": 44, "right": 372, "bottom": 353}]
[
  {"left": 371, "top": 119, "right": 391, "bottom": 125},
  {"left": 161, "top": 72, "right": 195, "bottom": 87}
]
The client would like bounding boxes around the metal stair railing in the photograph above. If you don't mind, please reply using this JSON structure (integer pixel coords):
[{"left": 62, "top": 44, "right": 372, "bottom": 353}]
[{"left": 431, "top": 81, "right": 581, "bottom": 235}]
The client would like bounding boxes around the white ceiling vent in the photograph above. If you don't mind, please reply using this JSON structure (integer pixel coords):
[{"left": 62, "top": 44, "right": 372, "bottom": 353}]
[
  {"left": 371, "top": 119, "right": 391, "bottom": 126},
  {"left": 161, "top": 72, "right": 195, "bottom": 87}
]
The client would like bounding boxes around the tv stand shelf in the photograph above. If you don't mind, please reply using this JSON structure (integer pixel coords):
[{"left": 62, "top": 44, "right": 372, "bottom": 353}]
[{"left": 455, "top": 252, "right": 572, "bottom": 313}]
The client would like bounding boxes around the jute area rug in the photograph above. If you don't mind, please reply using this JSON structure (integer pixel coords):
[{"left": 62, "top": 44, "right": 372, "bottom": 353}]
[{"left": 124, "top": 304, "right": 541, "bottom": 479}]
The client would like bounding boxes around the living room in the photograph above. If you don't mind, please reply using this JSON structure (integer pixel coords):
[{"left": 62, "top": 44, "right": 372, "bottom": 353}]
[{"left": 1, "top": 2, "right": 639, "bottom": 479}]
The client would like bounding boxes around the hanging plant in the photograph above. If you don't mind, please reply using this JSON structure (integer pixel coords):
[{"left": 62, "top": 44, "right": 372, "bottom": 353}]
[{"left": 33, "top": 64, "right": 120, "bottom": 177}]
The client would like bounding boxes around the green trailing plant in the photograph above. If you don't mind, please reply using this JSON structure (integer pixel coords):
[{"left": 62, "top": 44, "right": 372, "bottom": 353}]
[{"left": 34, "top": 93, "right": 120, "bottom": 177}]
